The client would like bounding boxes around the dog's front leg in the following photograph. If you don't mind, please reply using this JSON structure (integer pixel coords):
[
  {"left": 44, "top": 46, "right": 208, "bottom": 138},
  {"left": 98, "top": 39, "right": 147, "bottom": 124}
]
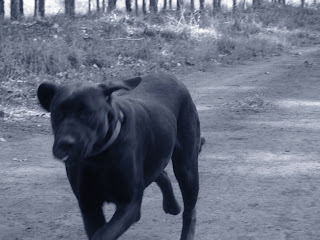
[
  {"left": 81, "top": 207, "right": 106, "bottom": 239},
  {"left": 91, "top": 198, "right": 143, "bottom": 240}
]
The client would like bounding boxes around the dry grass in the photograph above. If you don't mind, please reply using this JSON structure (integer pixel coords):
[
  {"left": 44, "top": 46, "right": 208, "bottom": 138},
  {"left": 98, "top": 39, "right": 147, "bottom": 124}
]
[
  {"left": 0, "top": 4, "right": 319, "bottom": 112},
  {"left": 0, "top": 4, "right": 319, "bottom": 83}
]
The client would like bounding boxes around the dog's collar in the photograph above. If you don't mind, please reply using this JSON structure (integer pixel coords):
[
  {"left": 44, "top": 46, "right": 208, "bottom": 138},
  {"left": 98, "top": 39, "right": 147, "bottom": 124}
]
[{"left": 87, "top": 110, "right": 124, "bottom": 158}]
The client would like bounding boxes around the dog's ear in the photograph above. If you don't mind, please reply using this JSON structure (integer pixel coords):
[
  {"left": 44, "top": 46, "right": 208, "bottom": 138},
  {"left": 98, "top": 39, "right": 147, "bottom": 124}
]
[
  {"left": 37, "top": 83, "right": 57, "bottom": 112},
  {"left": 99, "top": 77, "right": 142, "bottom": 96}
]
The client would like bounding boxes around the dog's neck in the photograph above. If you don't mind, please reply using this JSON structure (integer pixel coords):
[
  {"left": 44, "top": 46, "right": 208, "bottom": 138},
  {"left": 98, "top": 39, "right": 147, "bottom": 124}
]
[{"left": 87, "top": 108, "right": 124, "bottom": 158}]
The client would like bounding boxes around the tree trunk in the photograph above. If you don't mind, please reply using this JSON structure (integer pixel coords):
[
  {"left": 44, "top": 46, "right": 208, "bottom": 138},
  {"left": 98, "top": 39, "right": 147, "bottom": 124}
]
[
  {"left": 88, "top": 0, "right": 91, "bottom": 13},
  {"left": 163, "top": 0, "right": 167, "bottom": 10},
  {"left": 19, "top": 0, "right": 24, "bottom": 16},
  {"left": 190, "top": 0, "right": 194, "bottom": 11},
  {"left": 142, "top": 0, "right": 146, "bottom": 14},
  {"left": 213, "top": 0, "right": 221, "bottom": 12},
  {"left": 108, "top": 0, "right": 116, "bottom": 12},
  {"left": 301, "top": 0, "right": 305, "bottom": 7},
  {"left": 39, "top": 0, "right": 45, "bottom": 17},
  {"left": 169, "top": 0, "right": 172, "bottom": 9},
  {"left": 253, "top": 0, "right": 260, "bottom": 8},
  {"left": 0, "top": 0, "right": 5, "bottom": 19},
  {"left": 11, "top": 0, "right": 20, "bottom": 20},
  {"left": 149, "top": 0, "right": 158, "bottom": 13},
  {"left": 239, "top": 0, "right": 246, "bottom": 9},
  {"left": 125, "top": 0, "right": 132, "bottom": 12},
  {"left": 96, "top": 0, "right": 100, "bottom": 12},
  {"left": 65, "top": 0, "right": 75, "bottom": 17},
  {"left": 177, "top": 0, "right": 184, "bottom": 11},
  {"left": 135, "top": 0, "right": 138, "bottom": 15},
  {"left": 233, "top": 0, "right": 236, "bottom": 11},
  {"left": 34, "top": 0, "right": 38, "bottom": 17},
  {"left": 102, "top": 0, "right": 106, "bottom": 12},
  {"left": 199, "top": 0, "right": 204, "bottom": 11}
]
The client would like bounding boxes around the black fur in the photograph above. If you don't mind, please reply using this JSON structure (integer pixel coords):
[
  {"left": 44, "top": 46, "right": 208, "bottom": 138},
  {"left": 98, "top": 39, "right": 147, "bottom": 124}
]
[{"left": 37, "top": 74, "right": 203, "bottom": 240}]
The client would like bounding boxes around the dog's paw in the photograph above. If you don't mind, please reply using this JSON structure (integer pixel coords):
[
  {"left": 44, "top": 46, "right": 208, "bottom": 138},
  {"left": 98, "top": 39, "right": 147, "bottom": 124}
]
[{"left": 163, "top": 199, "right": 181, "bottom": 215}]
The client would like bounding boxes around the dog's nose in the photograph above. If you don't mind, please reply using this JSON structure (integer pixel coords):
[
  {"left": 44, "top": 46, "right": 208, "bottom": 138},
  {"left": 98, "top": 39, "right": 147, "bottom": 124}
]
[{"left": 57, "top": 136, "right": 75, "bottom": 153}]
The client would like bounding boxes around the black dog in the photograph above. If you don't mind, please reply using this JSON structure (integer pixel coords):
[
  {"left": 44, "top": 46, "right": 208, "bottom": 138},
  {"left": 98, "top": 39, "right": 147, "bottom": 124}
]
[{"left": 37, "top": 74, "right": 203, "bottom": 240}]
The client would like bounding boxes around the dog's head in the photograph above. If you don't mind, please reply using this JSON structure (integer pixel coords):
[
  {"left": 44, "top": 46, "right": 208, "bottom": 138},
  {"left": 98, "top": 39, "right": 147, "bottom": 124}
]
[{"left": 37, "top": 77, "right": 142, "bottom": 164}]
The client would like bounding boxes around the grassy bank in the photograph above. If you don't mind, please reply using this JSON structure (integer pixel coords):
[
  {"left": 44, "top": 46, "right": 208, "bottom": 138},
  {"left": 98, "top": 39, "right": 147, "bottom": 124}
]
[{"left": 0, "top": 4, "right": 320, "bottom": 108}]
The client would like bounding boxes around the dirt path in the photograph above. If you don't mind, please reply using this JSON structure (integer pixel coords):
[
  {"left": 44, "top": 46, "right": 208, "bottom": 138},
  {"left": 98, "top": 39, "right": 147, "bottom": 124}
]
[{"left": 1, "top": 46, "right": 320, "bottom": 240}]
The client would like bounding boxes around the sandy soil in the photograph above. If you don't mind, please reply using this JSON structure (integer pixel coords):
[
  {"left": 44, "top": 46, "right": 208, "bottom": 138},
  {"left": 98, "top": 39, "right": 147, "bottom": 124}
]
[{"left": 1, "top": 46, "right": 320, "bottom": 240}]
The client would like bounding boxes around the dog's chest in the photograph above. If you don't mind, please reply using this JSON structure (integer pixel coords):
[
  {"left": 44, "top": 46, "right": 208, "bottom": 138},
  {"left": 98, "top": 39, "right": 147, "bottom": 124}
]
[{"left": 69, "top": 164, "right": 134, "bottom": 206}]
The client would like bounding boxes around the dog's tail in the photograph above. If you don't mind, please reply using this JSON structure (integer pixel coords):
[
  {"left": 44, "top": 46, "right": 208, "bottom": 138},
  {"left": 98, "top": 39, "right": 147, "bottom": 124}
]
[{"left": 199, "top": 137, "right": 205, "bottom": 153}]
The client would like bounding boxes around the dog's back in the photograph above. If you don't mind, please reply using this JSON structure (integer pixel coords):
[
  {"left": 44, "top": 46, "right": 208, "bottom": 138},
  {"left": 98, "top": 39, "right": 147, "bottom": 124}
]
[{"left": 120, "top": 73, "right": 191, "bottom": 118}]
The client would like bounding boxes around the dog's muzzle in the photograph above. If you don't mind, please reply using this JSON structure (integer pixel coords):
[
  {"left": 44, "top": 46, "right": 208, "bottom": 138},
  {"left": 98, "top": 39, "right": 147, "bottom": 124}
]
[
  {"left": 52, "top": 110, "right": 124, "bottom": 163},
  {"left": 52, "top": 121, "right": 95, "bottom": 163},
  {"left": 53, "top": 135, "right": 77, "bottom": 162}
]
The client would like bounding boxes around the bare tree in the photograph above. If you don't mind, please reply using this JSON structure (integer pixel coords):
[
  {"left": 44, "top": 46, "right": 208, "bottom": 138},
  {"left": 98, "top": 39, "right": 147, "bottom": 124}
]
[
  {"left": 102, "top": 0, "right": 106, "bottom": 12},
  {"left": 239, "top": 0, "right": 246, "bottom": 9},
  {"left": 126, "top": 0, "right": 132, "bottom": 12},
  {"left": 96, "top": 0, "right": 100, "bottom": 12},
  {"left": 34, "top": 0, "right": 38, "bottom": 17},
  {"left": 88, "top": 0, "right": 91, "bottom": 13},
  {"left": 34, "top": 0, "right": 45, "bottom": 17},
  {"left": 39, "top": 0, "right": 44, "bottom": 17},
  {"left": 142, "top": 0, "right": 146, "bottom": 14},
  {"left": 108, "top": 0, "right": 116, "bottom": 11},
  {"left": 107, "top": 0, "right": 131, "bottom": 12},
  {"left": 163, "top": 0, "right": 167, "bottom": 10},
  {"left": 11, "top": 0, "right": 20, "bottom": 20},
  {"left": 213, "top": 0, "right": 221, "bottom": 12},
  {"left": 190, "top": 0, "right": 194, "bottom": 11},
  {"left": 65, "top": 0, "right": 75, "bottom": 17},
  {"left": 163, "top": 0, "right": 174, "bottom": 10},
  {"left": 149, "top": 0, "right": 158, "bottom": 12},
  {"left": 19, "top": 0, "right": 23, "bottom": 16},
  {"left": 252, "top": 0, "right": 260, "bottom": 8},
  {"left": 135, "top": 0, "right": 138, "bottom": 15},
  {"left": 199, "top": 0, "right": 204, "bottom": 11},
  {"left": 177, "top": 0, "right": 184, "bottom": 11},
  {"left": 233, "top": 0, "right": 236, "bottom": 11},
  {"left": 0, "top": 0, "right": 4, "bottom": 19}
]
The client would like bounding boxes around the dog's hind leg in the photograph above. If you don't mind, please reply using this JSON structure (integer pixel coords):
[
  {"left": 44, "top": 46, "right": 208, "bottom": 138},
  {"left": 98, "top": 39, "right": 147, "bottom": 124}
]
[
  {"left": 172, "top": 101, "right": 200, "bottom": 240},
  {"left": 155, "top": 171, "right": 181, "bottom": 215},
  {"left": 172, "top": 147, "right": 199, "bottom": 240}
]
